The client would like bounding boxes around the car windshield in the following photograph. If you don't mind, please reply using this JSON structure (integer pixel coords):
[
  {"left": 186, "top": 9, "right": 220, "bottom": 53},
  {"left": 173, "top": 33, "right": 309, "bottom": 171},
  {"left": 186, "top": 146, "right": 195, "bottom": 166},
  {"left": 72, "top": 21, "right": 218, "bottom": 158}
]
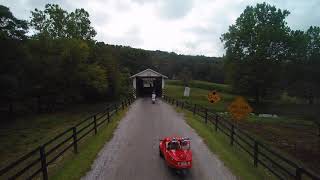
[
  {"left": 168, "top": 141, "right": 179, "bottom": 150},
  {"left": 167, "top": 140, "right": 190, "bottom": 150},
  {"left": 181, "top": 140, "right": 190, "bottom": 150}
]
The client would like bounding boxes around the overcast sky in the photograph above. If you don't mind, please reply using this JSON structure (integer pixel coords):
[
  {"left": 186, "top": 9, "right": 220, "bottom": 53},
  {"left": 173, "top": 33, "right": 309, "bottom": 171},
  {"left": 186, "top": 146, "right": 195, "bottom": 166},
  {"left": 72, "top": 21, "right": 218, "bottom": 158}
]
[{"left": 1, "top": 0, "right": 319, "bottom": 57}]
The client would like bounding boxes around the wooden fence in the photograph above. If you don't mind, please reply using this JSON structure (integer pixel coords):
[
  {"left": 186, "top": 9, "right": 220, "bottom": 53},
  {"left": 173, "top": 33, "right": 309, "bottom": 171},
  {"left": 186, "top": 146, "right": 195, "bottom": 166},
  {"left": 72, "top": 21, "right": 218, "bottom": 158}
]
[
  {"left": 163, "top": 96, "right": 319, "bottom": 180},
  {"left": 0, "top": 97, "right": 134, "bottom": 180}
]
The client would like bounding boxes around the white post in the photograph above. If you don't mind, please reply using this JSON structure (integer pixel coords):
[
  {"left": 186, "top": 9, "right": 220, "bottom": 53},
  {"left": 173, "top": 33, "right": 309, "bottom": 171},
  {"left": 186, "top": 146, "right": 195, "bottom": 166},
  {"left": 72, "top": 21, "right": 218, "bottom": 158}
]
[{"left": 162, "top": 78, "right": 165, "bottom": 89}]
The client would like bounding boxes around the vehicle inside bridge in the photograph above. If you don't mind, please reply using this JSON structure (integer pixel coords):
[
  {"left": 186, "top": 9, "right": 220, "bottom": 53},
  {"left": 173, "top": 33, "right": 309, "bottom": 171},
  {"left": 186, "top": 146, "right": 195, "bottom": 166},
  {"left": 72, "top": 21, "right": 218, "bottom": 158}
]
[{"left": 136, "top": 77, "right": 162, "bottom": 97}]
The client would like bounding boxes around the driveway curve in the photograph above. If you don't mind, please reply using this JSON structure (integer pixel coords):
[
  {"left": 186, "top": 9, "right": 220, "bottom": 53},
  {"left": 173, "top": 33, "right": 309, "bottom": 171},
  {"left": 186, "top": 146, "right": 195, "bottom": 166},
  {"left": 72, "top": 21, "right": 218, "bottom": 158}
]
[{"left": 82, "top": 98, "right": 235, "bottom": 180}]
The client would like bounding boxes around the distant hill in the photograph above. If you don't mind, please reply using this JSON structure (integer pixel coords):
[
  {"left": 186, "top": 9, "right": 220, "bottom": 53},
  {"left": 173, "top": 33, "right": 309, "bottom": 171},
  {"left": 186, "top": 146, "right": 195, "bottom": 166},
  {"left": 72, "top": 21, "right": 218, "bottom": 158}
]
[{"left": 103, "top": 44, "right": 225, "bottom": 83}]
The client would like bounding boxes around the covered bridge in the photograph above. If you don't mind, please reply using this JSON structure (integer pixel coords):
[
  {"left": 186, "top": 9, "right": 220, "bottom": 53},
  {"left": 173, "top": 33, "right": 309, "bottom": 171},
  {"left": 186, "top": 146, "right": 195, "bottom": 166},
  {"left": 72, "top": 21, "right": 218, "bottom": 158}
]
[{"left": 130, "top": 69, "right": 168, "bottom": 98}]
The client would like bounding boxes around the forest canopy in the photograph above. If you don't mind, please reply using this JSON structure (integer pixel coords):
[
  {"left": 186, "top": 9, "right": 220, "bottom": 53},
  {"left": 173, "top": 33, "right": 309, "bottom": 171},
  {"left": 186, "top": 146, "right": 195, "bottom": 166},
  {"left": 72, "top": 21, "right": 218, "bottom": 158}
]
[
  {"left": 0, "top": 4, "right": 222, "bottom": 116},
  {"left": 221, "top": 2, "right": 320, "bottom": 104}
]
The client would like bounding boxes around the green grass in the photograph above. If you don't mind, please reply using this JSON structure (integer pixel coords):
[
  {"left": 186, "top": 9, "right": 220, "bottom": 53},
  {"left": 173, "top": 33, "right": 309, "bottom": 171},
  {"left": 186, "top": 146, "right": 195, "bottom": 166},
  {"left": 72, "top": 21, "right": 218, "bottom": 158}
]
[
  {"left": 50, "top": 108, "right": 127, "bottom": 180},
  {"left": 167, "top": 80, "right": 232, "bottom": 93},
  {"left": 165, "top": 84, "right": 235, "bottom": 112},
  {"left": 0, "top": 103, "right": 110, "bottom": 169},
  {"left": 175, "top": 108, "right": 275, "bottom": 180},
  {"left": 165, "top": 82, "right": 313, "bottom": 125},
  {"left": 165, "top": 83, "right": 298, "bottom": 123},
  {"left": 246, "top": 114, "right": 314, "bottom": 125}
]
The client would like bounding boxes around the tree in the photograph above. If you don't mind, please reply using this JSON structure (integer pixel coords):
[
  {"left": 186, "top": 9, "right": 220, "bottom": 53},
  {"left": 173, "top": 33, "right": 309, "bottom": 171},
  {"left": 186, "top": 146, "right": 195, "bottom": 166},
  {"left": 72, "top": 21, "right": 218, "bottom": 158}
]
[
  {"left": 286, "top": 27, "right": 320, "bottom": 104},
  {"left": 24, "top": 36, "right": 108, "bottom": 111},
  {"left": 177, "top": 67, "right": 192, "bottom": 86},
  {"left": 221, "top": 2, "right": 290, "bottom": 102},
  {"left": 0, "top": 38, "right": 28, "bottom": 115},
  {"left": 66, "top": 9, "right": 97, "bottom": 40},
  {"left": 305, "top": 26, "right": 320, "bottom": 104},
  {"left": 88, "top": 42, "right": 124, "bottom": 99},
  {"left": 30, "top": 4, "right": 96, "bottom": 40},
  {"left": 0, "top": 5, "right": 29, "bottom": 116},
  {"left": 0, "top": 5, "right": 28, "bottom": 40}
]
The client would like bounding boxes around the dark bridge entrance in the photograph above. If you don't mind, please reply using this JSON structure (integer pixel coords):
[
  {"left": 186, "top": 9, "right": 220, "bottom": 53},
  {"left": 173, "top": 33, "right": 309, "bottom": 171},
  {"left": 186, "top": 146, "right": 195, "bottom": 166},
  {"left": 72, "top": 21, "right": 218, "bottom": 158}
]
[
  {"left": 130, "top": 69, "right": 168, "bottom": 98},
  {"left": 136, "top": 77, "right": 162, "bottom": 97}
]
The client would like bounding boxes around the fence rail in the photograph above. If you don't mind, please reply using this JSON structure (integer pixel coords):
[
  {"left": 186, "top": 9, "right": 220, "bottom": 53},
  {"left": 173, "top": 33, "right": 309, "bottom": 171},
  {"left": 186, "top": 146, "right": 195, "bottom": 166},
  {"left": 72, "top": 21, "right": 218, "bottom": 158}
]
[
  {"left": 0, "top": 97, "right": 134, "bottom": 180},
  {"left": 163, "top": 95, "right": 320, "bottom": 180}
]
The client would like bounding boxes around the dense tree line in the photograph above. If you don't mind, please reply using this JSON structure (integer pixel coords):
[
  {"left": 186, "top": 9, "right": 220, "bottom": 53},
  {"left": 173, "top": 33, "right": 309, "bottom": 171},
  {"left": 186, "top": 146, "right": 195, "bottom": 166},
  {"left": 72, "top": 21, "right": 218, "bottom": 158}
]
[
  {"left": 0, "top": 4, "right": 223, "bottom": 117},
  {"left": 221, "top": 2, "right": 320, "bottom": 104},
  {"left": 0, "top": 4, "right": 130, "bottom": 116},
  {"left": 105, "top": 45, "right": 224, "bottom": 83}
]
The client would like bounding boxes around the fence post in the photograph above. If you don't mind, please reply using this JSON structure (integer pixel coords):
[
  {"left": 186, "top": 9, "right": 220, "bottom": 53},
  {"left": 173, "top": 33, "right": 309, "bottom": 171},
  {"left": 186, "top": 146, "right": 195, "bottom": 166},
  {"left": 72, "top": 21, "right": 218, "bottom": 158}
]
[
  {"left": 215, "top": 114, "right": 218, "bottom": 131},
  {"left": 295, "top": 167, "right": 302, "bottom": 180},
  {"left": 72, "top": 127, "right": 78, "bottom": 153},
  {"left": 254, "top": 141, "right": 259, "bottom": 167},
  {"left": 39, "top": 146, "right": 48, "bottom": 180},
  {"left": 122, "top": 101, "right": 124, "bottom": 110},
  {"left": 205, "top": 108, "right": 208, "bottom": 124},
  {"left": 176, "top": 100, "right": 178, "bottom": 107},
  {"left": 107, "top": 107, "right": 110, "bottom": 123},
  {"left": 193, "top": 104, "right": 196, "bottom": 115},
  {"left": 230, "top": 124, "right": 235, "bottom": 145},
  {"left": 115, "top": 103, "right": 118, "bottom": 113},
  {"left": 93, "top": 115, "right": 97, "bottom": 135}
]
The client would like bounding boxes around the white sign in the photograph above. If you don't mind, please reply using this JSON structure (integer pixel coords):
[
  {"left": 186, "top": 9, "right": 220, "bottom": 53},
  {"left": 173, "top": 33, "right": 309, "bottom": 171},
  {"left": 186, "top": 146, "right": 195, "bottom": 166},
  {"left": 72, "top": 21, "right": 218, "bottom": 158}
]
[{"left": 184, "top": 87, "right": 190, "bottom": 97}]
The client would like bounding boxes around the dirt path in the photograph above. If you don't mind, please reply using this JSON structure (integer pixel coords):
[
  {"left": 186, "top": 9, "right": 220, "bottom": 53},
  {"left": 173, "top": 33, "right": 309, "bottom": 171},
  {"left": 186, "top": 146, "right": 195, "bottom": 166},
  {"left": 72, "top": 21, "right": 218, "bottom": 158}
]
[{"left": 82, "top": 98, "right": 235, "bottom": 180}]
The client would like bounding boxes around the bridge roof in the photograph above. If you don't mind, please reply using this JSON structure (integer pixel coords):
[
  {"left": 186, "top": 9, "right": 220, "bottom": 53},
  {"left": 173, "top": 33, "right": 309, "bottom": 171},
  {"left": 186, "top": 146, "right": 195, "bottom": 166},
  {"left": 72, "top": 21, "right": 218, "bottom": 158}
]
[{"left": 130, "top": 68, "right": 168, "bottom": 79}]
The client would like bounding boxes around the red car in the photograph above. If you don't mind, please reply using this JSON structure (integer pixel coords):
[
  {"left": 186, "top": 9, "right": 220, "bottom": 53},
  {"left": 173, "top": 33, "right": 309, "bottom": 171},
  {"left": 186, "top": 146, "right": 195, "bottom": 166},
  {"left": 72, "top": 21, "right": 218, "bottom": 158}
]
[{"left": 159, "top": 136, "right": 192, "bottom": 169}]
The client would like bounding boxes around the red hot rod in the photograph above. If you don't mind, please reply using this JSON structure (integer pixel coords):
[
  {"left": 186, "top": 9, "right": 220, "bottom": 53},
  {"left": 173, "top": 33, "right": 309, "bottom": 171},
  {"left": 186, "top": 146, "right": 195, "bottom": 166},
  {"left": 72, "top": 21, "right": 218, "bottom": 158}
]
[{"left": 159, "top": 136, "right": 192, "bottom": 169}]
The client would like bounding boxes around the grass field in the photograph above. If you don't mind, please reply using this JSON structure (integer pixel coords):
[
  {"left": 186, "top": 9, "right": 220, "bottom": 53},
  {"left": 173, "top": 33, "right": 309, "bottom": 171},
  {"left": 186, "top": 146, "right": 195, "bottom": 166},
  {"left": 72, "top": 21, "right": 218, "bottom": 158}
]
[
  {"left": 0, "top": 102, "right": 111, "bottom": 170},
  {"left": 165, "top": 80, "right": 320, "bottom": 174},
  {"left": 175, "top": 108, "right": 275, "bottom": 180},
  {"left": 167, "top": 80, "right": 232, "bottom": 93},
  {"left": 165, "top": 84, "right": 235, "bottom": 112},
  {"left": 50, "top": 108, "right": 127, "bottom": 180}
]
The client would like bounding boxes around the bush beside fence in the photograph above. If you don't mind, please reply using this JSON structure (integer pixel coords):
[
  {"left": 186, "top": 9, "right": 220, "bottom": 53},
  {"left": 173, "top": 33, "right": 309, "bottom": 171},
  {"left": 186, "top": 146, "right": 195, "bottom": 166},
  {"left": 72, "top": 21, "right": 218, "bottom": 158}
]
[{"left": 163, "top": 95, "right": 319, "bottom": 180}]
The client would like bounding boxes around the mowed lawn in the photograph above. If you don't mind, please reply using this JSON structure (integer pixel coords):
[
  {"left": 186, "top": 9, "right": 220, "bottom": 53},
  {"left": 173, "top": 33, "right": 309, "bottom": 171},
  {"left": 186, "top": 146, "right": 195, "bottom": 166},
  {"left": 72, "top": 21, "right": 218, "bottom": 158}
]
[
  {"left": 165, "top": 80, "right": 320, "bottom": 174},
  {"left": 0, "top": 102, "right": 110, "bottom": 169},
  {"left": 165, "top": 83, "right": 235, "bottom": 112}
]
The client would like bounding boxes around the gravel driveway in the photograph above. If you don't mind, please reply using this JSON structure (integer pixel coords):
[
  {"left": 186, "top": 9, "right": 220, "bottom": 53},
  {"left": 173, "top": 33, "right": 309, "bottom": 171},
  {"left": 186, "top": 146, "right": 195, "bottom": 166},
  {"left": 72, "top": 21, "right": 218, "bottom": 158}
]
[{"left": 82, "top": 98, "right": 236, "bottom": 180}]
